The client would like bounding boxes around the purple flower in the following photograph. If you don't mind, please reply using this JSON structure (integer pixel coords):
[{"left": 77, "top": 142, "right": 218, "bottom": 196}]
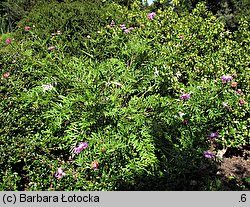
[
  {"left": 208, "top": 132, "right": 219, "bottom": 140},
  {"left": 148, "top": 12, "right": 156, "bottom": 20},
  {"left": 48, "top": 46, "right": 55, "bottom": 51},
  {"left": 111, "top": 20, "right": 116, "bottom": 27},
  {"left": 54, "top": 167, "right": 65, "bottom": 179},
  {"left": 128, "top": 27, "right": 135, "bottom": 31},
  {"left": 120, "top": 24, "right": 126, "bottom": 30},
  {"left": 74, "top": 142, "right": 88, "bottom": 154},
  {"left": 180, "top": 93, "right": 190, "bottom": 100},
  {"left": 221, "top": 75, "right": 233, "bottom": 83},
  {"left": 124, "top": 29, "right": 130, "bottom": 34},
  {"left": 182, "top": 120, "right": 188, "bottom": 124},
  {"left": 203, "top": 150, "right": 215, "bottom": 159}
]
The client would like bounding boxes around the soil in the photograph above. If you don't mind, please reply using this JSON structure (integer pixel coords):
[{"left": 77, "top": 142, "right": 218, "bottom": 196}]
[{"left": 216, "top": 145, "right": 250, "bottom": 190}]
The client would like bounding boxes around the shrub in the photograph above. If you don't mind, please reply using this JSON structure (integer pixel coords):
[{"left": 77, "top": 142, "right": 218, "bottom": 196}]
[{"left": 0, "top": 2, "right": 249, "bottom": 190}]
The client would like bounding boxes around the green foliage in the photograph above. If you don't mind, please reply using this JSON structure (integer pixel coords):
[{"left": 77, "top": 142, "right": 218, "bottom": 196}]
[
  {"left": 152, "top": 0, "right": 250, "bottom": 30},
  {"left": 0, "top": 1, "right": 249, "bottom": 190}
]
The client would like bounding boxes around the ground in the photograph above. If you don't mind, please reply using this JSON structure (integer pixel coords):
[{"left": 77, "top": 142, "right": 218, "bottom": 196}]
[{"left": 217, "top": 145, "right": 250, "bottom": 190}]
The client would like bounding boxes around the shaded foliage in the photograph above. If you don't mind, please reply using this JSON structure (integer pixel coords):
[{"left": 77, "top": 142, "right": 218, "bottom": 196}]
[{"left": 151, "top": 0, "right": 250, "bottom": 30}]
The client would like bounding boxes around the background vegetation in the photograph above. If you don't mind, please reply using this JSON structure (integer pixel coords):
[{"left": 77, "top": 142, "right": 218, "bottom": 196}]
[{"left": 0, "top": 0, "right": 249, "bottom": 190}]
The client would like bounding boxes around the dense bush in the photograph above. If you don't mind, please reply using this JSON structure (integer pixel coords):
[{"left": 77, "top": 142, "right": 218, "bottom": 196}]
[
  {"left": 0, "top": 1, "right": 249, "bottom": 190},
  {"left": 152, "top": 0, "right": 250, "bottom": 31}
]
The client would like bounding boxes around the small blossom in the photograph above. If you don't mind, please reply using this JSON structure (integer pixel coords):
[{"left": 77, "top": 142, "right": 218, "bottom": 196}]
[
  {"left": 182, "top": 120, "right": 188, "bottom": 124},
  {"left": 221, "top": 75, "right": 233, "bottom": 83},
  {"left": 5, "top": 38, "right": 12, "bottom": 44},
  {"left": 180, "top": 35, "right": 184, "bottom": 39},
  {"left": 128, "top": 27, "right": 135, "bottom": 31},
  {"left": 87, "top": 35, "right": 91, "bottom": 38},
  {"left": 54, "top": 167, "right": 65, "bottom": 179},
  {"left": 179, "top": 112, "right": 185, "bottom": 117},
  {"left": 42, "top": 83, "right": 54, "bottom": 92},
  {"left": 74, "top": 142, "right": 88, "bottom": 154},
  {"left": 148, "top": 12, "right": 156, "bottom": 20},
  {"left": 24, "top": 26, "right": 30, "bottom": 31},
  {"left": 222, "top": 102, "right": 232, "bottom": 112},
  {"left": 120, "top": 24, "right": 126, "bottom": 30},
  {"left": 3, "top": 72, "right": 10, "bottom": 79},
  {"left": 124, "top": 29, "right": 130, "bottom": 34},
  {"left": 203, "top": 150, "right": 215, "bottom": 159},
  {"left": 231, "top": 81, "right": 237, "bottom": 88},
  {"left": 208, "top": 132, "right": 219, "bottom": 140},
  {"left": 232, "top": 73, "right": 237, "bottom": 78},
  {"left": 91, "top": 160, "right": 99, "bottom": 170},
  {"left": 239, "top": 99, "right": 245, "bottom": 106},
  {"left": 180, "top": 93, "right": 190, "bottom": 100},
  {"left": 110, "top": 20, "right": 115, "bottom": 27},
  {"left": 175, "top": 71, "right": 182, "bottom": 78},
  {"left": 236, "top": 89, "right": 243, "bottom": 95},
  {"left": 140, "top": 24, "right": 145, "bottom": 27},
  {"left": 222, "top": 102, "right": 228, "bottom": 107},
  {"left": 57, "top": 31, "right": 61, "bottom": 35},
  {"left": 48, "top": 46, "right": 55, "bottom": 51}
]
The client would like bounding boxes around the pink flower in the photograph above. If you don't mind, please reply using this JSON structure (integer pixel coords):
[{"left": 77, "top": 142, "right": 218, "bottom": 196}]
[
  {"left": 148, "top": 12, "right": 156, "bottom": 20},
  {"left": 74, "top": 142, "right": 88, "bottom": 154},
  {"left": 48, "top": 46, "right": 55, "bottom": 51},
  {"left": 231, "top": 81, "right": 237, "bottom": 88},
  {"left": 91, "top": 160, "right": 99, "bottom": 170},
  {"left": 222, "top": 102, "right": 228, "bottom": 107},
  {"left": 239, "top": 99, "right": 245, "bottom": 106},
  {"left": 54, "top": 167, "right": 65, "bottom": 179},
  {"left": 236, "top": 89, "right": 243, "bottom": 95},
  {"left": 5, "top": 38, "right": 12, "bottom": 44},
  {"left": 180, "top": 35, "right": 184, "bottom": 39},
  {"left": 3, "top": 72, "right": 10, "bottom": 79},
  {"left": 24, "top": 26, "right": 30, "bottom": 31},
  {"left": 232, "top": 73, "right": 237, "bottom": 78},
  {"left": 124, "top": 29, "right": 130, "bottom": 34},
  {"left": 222, "top": 102, "right": 232, "bottom": 112}
]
